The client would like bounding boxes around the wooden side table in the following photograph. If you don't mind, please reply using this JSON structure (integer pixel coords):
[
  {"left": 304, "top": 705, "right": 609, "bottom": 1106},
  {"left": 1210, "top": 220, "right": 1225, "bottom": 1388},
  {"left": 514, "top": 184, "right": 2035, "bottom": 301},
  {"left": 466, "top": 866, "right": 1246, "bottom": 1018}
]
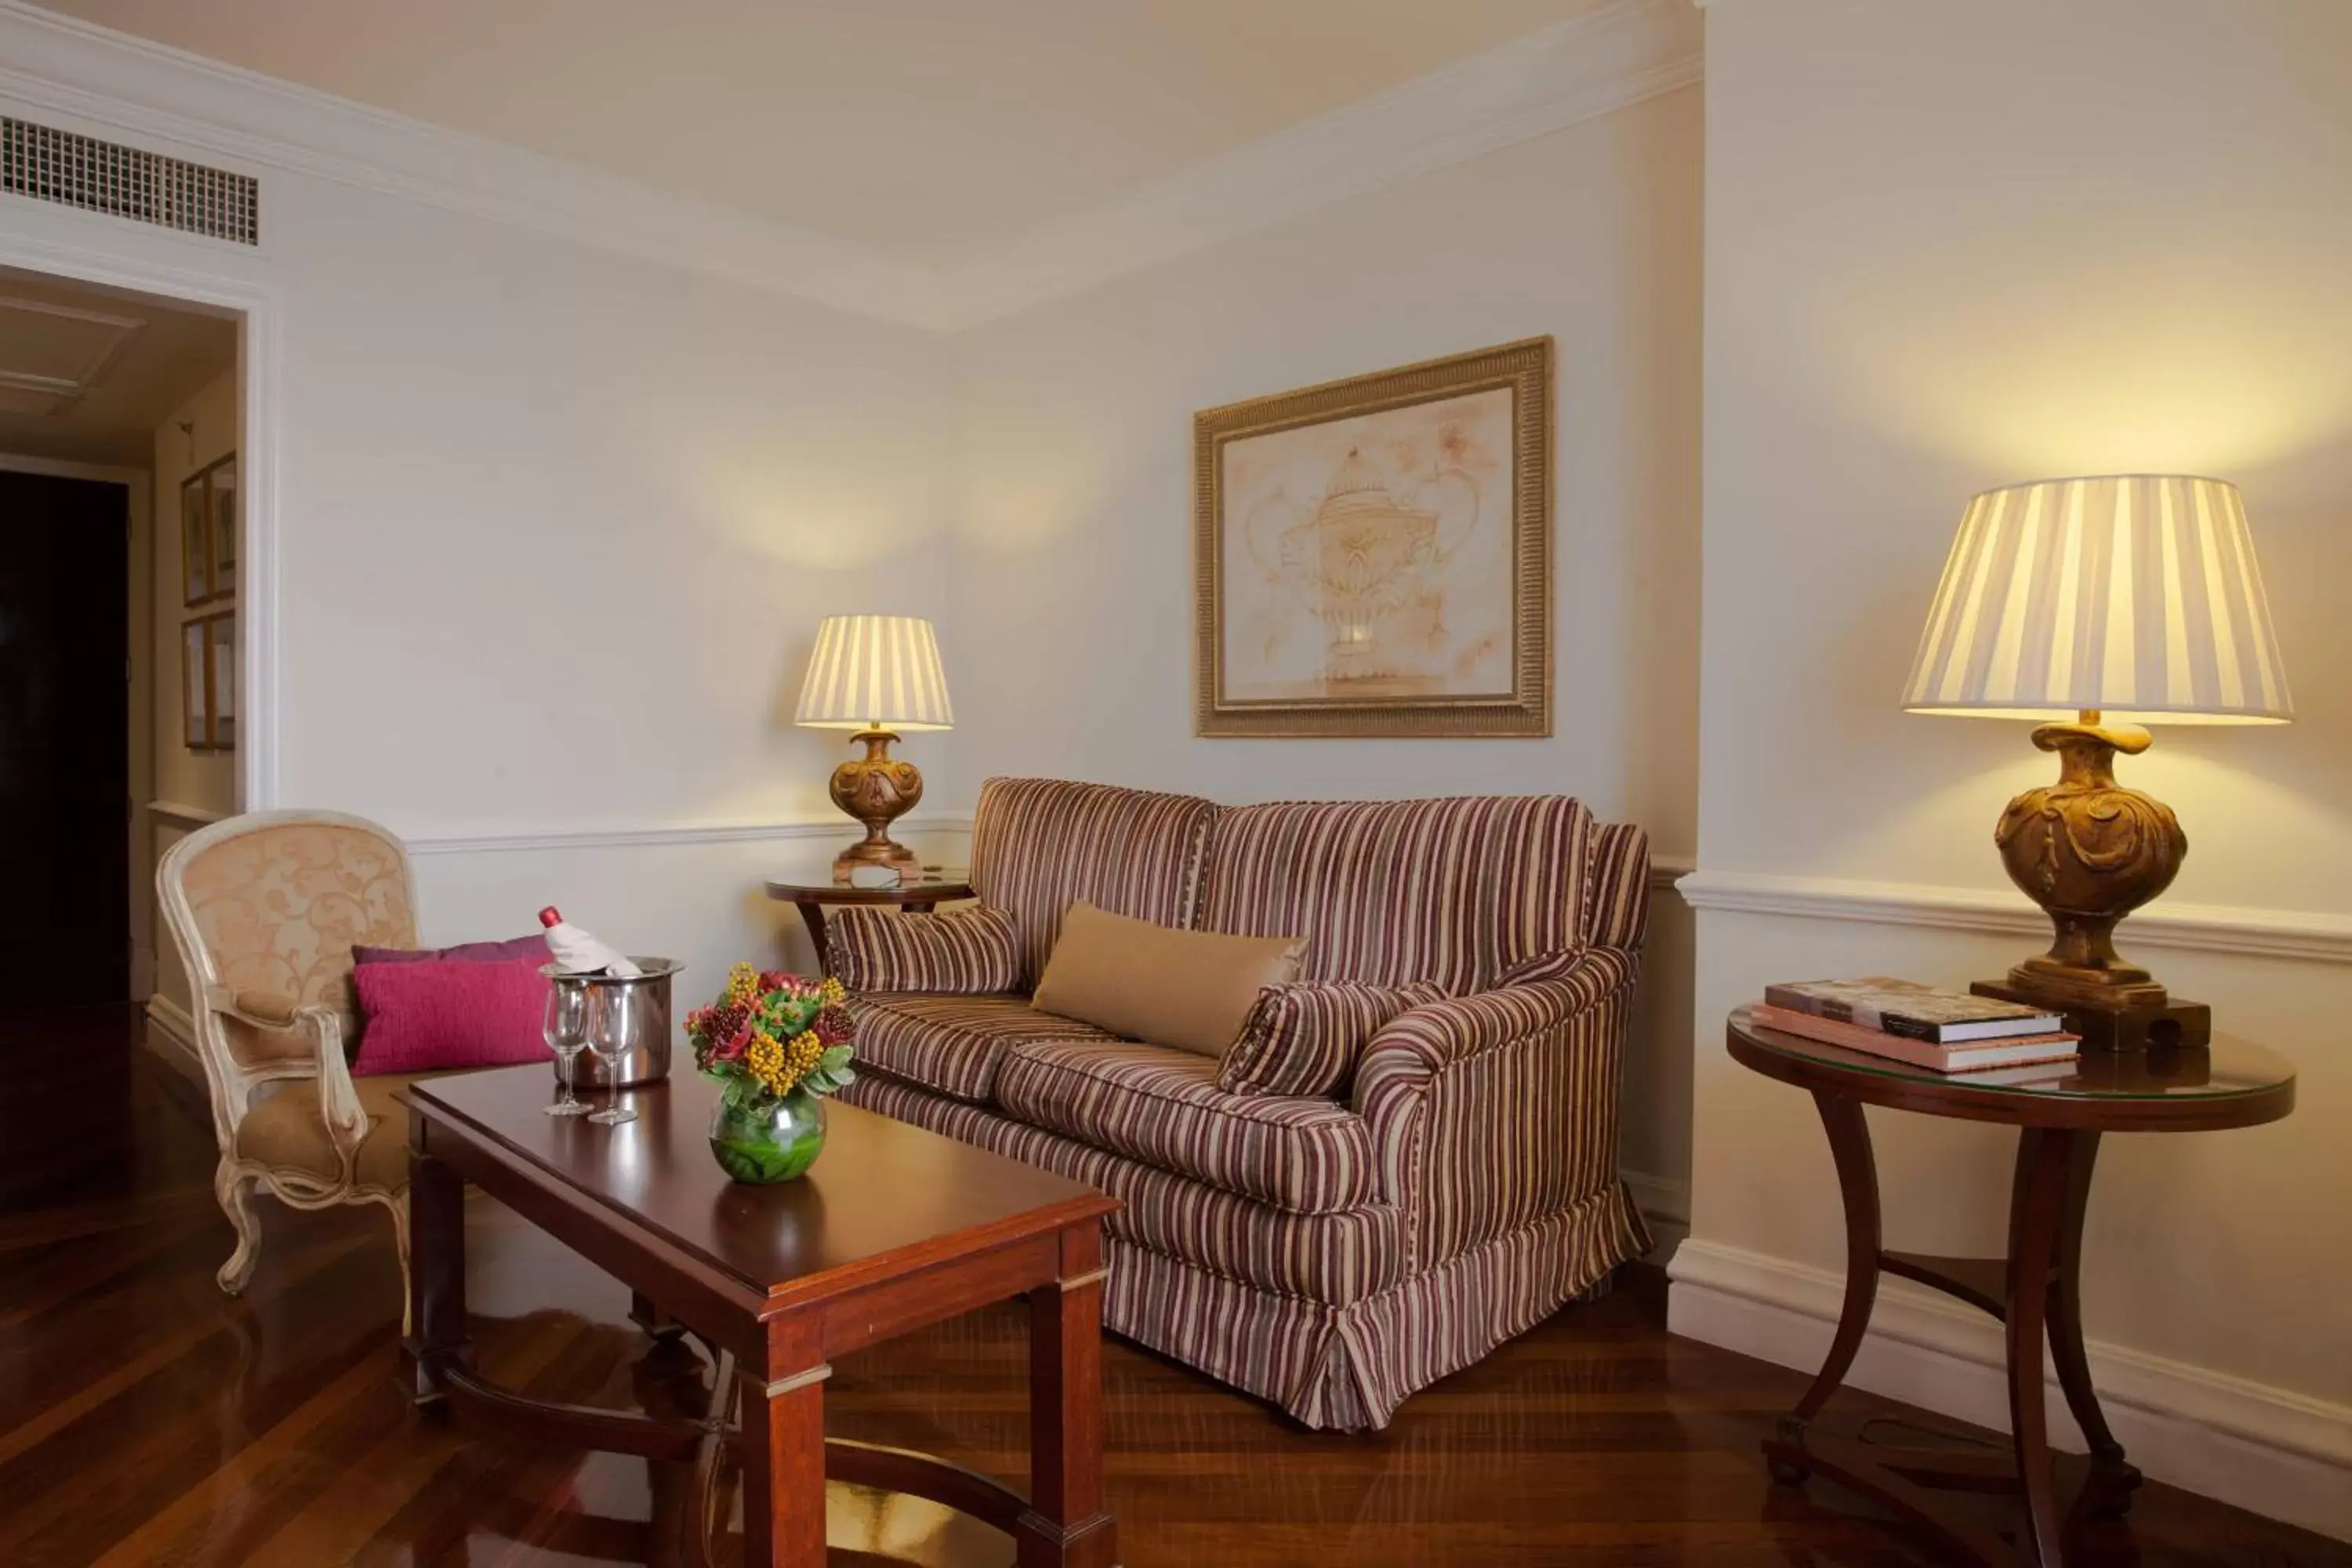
[
  {"left": 763, "top": 869, "right": 973, "bottom": 977},
  {"left": 1725, "top": 1006, "right": 2295, "bottom": 1567}
]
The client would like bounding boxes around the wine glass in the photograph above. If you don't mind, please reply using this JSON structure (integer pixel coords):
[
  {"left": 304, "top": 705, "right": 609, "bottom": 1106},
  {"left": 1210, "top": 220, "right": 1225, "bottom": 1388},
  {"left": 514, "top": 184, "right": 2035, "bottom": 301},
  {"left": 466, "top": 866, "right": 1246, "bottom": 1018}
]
[
  {"left": 583, "top": 985, "right": 637, "bottom": 1126},
  {"left": 542, "top": 978, "right": 590, "bottom": 1116}
]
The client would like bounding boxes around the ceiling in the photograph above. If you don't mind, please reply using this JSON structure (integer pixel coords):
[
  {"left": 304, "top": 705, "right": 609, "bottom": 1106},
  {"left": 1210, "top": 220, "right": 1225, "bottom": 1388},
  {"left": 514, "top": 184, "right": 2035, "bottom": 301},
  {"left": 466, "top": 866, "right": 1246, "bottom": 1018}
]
[
  {"left": 0, "top": 268, "right": 237, "bottom": 466},
  {"left": 32, "top": 0, "right": 1617, "bottom": 263}
]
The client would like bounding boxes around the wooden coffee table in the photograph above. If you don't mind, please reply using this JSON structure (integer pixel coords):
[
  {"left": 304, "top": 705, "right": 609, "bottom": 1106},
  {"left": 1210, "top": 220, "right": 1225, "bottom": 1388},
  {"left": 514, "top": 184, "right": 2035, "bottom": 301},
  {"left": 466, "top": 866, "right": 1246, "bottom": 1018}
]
[{"left": 398, "top": 1064, "right": 1120, "bottom": 1567}]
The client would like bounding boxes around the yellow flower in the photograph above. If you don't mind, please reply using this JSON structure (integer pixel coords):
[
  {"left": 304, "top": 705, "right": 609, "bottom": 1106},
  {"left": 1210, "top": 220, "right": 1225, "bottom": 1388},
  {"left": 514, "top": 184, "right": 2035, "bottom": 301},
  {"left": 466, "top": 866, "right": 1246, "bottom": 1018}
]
[
  {"left": 819, "top": 976, "right": 847, "bottom": 1006},
  {"left": 746, "top": 1029, "right": 789, "bottom": 1094},
  {"left": 727, "top": 960, "right": 760, "bottom": 1007}
]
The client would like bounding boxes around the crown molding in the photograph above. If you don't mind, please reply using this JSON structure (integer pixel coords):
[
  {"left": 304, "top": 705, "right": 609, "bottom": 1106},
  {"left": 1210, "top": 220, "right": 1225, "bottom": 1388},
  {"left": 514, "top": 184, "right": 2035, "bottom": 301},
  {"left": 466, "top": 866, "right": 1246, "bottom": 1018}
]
[
  {"left": 404, "top": 811, "right": 975, "bottom": 858},
  {"left": 935, "top": 0, "right": 1705, "bottom": 327},
  {"left": 1676, "top": 866, "right": 2352, "bottom": 965},
  {"left": 0, "top": 0, "right": 1700, "bottom": 332},
  {"left": 0, "top": 0, "right": 943, "bottom": 326}
]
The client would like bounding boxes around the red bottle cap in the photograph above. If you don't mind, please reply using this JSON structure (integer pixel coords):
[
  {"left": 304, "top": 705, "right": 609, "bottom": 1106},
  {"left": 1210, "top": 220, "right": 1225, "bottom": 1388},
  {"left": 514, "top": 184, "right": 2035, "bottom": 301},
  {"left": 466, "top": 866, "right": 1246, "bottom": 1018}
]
[{"left": 538, "top": 906, "right": 563, "bottom": 927}]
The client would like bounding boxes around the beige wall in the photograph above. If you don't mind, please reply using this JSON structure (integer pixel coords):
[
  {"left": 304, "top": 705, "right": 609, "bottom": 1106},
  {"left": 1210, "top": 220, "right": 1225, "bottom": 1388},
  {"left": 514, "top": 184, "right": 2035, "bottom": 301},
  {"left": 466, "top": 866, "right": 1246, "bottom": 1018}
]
[
  {"left": 150, "top": 365, "right": 238, "bottom": 1015},
  {"left": 1682, "top": 0, "right": 2352, "bottom": 1537},
  {"left": 942, "top": 85, "right": 1706, "bottom": 1212}
]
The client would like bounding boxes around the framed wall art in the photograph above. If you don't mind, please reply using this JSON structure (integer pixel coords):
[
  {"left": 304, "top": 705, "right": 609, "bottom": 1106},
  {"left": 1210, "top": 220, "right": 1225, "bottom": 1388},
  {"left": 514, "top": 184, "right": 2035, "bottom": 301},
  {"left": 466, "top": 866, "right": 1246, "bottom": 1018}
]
[
  {"left": 182, "top": 608, "right": 236, "bottom": 751},
  {"left": 180, "top": 452, "right": 237, "bottom": 605},
  {"left": 1193, "top": 337, "right": 1552, "bottom": 737}
]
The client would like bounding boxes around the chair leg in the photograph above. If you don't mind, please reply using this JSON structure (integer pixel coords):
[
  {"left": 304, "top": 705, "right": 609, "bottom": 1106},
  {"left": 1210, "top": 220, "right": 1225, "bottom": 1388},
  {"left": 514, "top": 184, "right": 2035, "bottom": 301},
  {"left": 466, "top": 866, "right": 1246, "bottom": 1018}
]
[
  {"left": 215, "top": 1163, "right": 261, "bottom": 1295},
  {"left": 390, "top": 1192, "right": 414, "bottom": 1339}
]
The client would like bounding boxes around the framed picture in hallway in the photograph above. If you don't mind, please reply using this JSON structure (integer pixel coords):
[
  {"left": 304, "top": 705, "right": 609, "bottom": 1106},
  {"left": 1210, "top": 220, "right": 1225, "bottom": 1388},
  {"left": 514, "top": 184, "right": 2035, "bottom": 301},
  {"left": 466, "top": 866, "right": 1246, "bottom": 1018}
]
[
  {"left": 180, "top": 470, "right": 210, "bottom": 605},
  {"left": 180, "top": 452, "right": 237, "bottom": 605},
  {"left": 182, "top": 608, "right": 235, "bottom": 751},
  {"left": 1193, "top": 337, "right": 1552, "bottom": 737}
]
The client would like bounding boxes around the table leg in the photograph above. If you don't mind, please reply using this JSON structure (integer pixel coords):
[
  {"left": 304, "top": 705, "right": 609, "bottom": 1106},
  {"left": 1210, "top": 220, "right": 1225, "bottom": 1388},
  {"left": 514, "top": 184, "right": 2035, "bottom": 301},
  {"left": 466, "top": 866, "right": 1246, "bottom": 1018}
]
[
  {"left": 398, "top": 1121, "right": 467, "bottom": 1405},
  {"left": 630, "top": 1288, "right": 688, "bottom": 1343},
  {"left": 2006, "top": 1127, "right": 2076, "bottom": 1568},
  {"left": 795, "top": 900, "right": 830, "bottom": 978},
  {"left": 1770, "top": 1090, "right": 1882, "bottom": 1483},
  {"left": 738, "top": 1359, "right": 829, "bottom": 1568},
  {"left": 1018, "top": 1244, "right": 1116, "bottom": 1568}
]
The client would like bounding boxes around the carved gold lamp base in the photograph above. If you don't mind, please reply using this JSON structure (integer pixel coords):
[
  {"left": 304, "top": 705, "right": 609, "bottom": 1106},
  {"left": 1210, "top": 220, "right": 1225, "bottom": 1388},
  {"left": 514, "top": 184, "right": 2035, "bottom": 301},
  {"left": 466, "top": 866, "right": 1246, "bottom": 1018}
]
[
  {"left": 826, "top": 728, "right": 924, "bottom": 885},
  {"left": 1971, "top": 712, "right": 2209, "bottom": 1050}
]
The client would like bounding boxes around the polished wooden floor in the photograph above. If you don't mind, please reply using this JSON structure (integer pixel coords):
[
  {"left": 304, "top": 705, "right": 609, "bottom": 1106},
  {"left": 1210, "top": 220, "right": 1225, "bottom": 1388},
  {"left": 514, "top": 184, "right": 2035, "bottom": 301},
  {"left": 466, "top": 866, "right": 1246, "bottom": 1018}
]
[{"left": 3, "top": 1006, "right": 2343, "bottom": 1567}]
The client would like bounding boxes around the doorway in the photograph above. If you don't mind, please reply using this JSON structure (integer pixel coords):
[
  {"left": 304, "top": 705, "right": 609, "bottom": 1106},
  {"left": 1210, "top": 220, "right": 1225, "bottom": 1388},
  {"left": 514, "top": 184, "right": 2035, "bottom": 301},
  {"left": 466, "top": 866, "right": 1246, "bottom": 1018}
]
[
  {"left": 0, "top": 469, "right": 129, "bottom": 1002},
  {"left": 0, "top": 267, "right": 239, "bottom": 1016}
]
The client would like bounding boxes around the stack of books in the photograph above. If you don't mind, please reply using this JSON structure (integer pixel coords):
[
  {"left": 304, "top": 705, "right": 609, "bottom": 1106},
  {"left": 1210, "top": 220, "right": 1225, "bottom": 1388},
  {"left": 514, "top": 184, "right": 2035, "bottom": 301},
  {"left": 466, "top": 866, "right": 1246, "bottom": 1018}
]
[{"left": 1754, "top": 978, "right": 2079, "bottom": 1080}]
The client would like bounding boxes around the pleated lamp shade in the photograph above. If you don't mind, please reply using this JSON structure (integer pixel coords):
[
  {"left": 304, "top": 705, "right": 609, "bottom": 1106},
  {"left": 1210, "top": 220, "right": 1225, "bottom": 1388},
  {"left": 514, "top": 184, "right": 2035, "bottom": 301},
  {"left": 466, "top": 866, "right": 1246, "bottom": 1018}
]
[
  {"left": 794, "top": 615, "right": 954, "bottom": 731},
  {"left": 1902, "top": 474, "right": 2291, "bottom": 725}
]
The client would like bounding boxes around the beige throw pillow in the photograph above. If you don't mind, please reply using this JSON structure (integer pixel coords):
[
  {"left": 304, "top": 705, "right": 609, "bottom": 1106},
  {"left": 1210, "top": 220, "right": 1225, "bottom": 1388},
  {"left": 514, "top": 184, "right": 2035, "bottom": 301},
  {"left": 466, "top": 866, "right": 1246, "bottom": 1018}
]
[{"left": 1033, "top": 902, "right": 1307, "bottom": 1058}]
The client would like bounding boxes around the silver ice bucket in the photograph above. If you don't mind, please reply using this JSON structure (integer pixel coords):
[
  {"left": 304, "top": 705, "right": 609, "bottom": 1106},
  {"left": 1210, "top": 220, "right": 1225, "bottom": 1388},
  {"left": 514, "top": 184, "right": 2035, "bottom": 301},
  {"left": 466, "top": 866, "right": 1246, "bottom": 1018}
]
[{"left": 544, "top": 958, "right": 683, "bottom": 1089}]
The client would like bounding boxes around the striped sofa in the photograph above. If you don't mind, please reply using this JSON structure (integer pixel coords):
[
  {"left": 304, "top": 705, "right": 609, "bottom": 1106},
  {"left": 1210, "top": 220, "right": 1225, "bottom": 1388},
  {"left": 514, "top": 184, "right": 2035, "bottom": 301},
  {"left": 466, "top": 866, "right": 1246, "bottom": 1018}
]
[{"left": 833, "top": 777, "right": 1652, "bottom": 1431}]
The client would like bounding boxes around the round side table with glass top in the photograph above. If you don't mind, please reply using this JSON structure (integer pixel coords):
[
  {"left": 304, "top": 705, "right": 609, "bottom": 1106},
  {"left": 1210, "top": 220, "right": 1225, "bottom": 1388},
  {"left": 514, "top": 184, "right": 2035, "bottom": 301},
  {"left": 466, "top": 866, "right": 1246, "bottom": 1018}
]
[
  {"left": 1724, "top": 1005, "right": 2296, "bottom": 1568},
  {"left": 763, "top": 868, "right": 973, "bottom": 978}
]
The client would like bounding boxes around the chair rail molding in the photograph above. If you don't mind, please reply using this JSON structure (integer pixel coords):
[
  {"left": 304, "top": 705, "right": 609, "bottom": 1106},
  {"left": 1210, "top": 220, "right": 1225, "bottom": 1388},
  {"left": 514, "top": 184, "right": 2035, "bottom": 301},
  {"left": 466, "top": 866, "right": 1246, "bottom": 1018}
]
[
  {"left": 0, "top": 0, "right": 1701, "bottom": 332},
  {"left": 1668, "top": 1237, "right": 2352, "bottom": 1543},
  {"left": 148, "top": 799, "right": 230, "bottom": 829},
  {"left": 405, "top": 811, "right": 977, "bottom": 857},
  {"left": 1675, "top": 866, "right": 2352, "bottom": 966}
]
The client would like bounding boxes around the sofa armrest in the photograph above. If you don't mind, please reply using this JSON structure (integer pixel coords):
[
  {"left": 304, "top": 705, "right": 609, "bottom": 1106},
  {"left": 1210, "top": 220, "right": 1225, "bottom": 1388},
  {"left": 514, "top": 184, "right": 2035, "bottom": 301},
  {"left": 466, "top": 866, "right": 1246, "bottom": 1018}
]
[
  {"left": 1352, "top": 947, "right": 1642, "bottom": 1268},
  {"left": 203, "top": 984, "right": 367, "bottom": 1153}
]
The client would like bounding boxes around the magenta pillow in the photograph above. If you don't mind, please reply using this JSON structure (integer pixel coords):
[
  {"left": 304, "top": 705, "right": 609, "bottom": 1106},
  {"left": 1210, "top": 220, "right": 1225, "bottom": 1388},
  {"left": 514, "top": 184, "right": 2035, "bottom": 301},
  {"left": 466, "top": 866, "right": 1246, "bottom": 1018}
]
[
  {"left": 354, "top": 934, "right": 548, "bottom": 966},
  {"left": 350, "top": 956, "right": 552, "bottom": 1076}
]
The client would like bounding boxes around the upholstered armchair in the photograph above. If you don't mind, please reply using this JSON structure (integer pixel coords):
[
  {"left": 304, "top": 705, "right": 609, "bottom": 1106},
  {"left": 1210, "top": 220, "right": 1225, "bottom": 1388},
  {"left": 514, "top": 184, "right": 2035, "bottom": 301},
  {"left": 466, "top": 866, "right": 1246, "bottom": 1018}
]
[{"left": 156, "top": 810, "right": 426, "bottom": 1326}]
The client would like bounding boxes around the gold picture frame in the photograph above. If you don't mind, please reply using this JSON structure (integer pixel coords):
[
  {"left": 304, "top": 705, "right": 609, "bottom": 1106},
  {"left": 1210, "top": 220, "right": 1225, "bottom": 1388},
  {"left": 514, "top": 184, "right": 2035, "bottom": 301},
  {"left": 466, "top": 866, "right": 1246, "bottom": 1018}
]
[
  {"left": 1194, "top": 337, "right": 1552, "bottom": 737},
  {"left": 183, "top": 608, "right": 236, "bottom": 751},
  {"left": 180, "top": 452, "right": 237, "bottom": 606}
]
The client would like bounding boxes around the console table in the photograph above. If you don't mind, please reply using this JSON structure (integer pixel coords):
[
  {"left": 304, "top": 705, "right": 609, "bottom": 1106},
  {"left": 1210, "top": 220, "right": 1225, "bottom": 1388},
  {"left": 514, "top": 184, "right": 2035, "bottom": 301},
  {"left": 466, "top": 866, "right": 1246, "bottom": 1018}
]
[{"left": 1726, "top": 1005, "right": 2295, "bottom": 1566}]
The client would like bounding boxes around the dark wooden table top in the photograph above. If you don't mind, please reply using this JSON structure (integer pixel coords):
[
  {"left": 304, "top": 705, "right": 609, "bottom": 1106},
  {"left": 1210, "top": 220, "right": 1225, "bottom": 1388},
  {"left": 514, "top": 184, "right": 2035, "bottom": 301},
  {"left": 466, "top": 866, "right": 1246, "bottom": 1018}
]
[
  {"left": 1727, "top": 1005, "right": 2296, "bottom": 1131},
  {"left": 762, "top": 869, "right": 973, "bottom": 905},
  {"left": 405, "top": 1065, "right": 1113, "bottom": 1309}
]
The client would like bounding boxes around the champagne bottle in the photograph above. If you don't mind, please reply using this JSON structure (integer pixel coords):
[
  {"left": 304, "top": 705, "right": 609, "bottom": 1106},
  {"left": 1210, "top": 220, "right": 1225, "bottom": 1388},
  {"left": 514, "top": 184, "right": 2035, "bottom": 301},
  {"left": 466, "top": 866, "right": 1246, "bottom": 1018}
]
[{"left": 537, "top": 907, "right": 642, "bottom": 978}]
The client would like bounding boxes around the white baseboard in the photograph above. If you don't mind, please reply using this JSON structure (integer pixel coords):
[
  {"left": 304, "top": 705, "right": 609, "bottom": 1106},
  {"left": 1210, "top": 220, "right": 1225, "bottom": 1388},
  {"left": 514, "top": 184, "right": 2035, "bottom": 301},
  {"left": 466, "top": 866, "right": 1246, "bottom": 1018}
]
[
  {"left": 1668, "top": 1237, "right": 2352, "bottom": 1543},
  {"left": 1620, "top": 1168, "right": 1689, "bottom": 1261},
  {"left": 143, "top": 994, "right": 205, "bottom": 1085}
]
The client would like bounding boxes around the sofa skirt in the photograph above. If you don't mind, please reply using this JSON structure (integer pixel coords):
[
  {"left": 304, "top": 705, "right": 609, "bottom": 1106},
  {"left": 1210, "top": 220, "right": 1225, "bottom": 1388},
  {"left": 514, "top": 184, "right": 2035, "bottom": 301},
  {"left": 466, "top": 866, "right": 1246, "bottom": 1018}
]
[{"left": 840, "top": 1071, "right": 1650, "bottom": 1430}]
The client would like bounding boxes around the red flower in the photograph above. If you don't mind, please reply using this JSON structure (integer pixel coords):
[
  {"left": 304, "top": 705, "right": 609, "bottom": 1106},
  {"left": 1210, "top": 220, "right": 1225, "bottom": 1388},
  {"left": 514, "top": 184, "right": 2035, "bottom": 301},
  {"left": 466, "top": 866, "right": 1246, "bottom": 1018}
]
[
  {"left": 757, "top": 970, "right": 789, "bottom": 994},
  {"left": 699, "top": 1000, "right": 747, "bottom": 1045},
  {"left": 709, "top": 1023, "right": 752, "bottom": 1065},
  {"left": 813, "top": 1006, "right": 854, "bottom": 1046}
]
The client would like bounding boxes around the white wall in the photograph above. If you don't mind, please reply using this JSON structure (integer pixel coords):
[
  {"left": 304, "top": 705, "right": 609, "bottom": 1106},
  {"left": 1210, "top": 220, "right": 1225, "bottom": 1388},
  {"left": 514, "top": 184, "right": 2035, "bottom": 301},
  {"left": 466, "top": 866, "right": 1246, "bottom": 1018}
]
[
  {"left": 942, "top": 85, "right": 1705, "bottom": 1209},
  {"left": 1679, "top": 0, "right": 2352, "bottom": 1538},
  {"left": 2, "top": 74, "right": 953, "bottom": 1000}
]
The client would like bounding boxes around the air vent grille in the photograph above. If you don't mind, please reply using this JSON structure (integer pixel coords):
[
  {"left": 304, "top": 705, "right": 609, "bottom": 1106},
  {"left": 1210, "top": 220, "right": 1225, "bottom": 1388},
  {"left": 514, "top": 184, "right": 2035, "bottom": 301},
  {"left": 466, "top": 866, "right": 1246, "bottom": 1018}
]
[{"left": 2, "top": 118, "right": 257, "bottom": 245}]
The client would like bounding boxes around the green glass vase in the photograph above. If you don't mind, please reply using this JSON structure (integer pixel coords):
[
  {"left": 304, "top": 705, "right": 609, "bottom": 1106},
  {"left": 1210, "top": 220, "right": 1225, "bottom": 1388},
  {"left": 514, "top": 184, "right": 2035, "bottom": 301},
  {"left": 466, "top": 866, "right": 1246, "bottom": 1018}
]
[{"left": 708, "top": 1087, "right": 826, "bottom": 1184}]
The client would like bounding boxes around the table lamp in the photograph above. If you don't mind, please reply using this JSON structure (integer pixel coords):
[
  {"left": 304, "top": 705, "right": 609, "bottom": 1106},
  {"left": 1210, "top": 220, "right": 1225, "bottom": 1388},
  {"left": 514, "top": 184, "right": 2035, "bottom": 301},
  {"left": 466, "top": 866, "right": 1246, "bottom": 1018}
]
[
  {"left": 794, "top": 613, "right": 954, "bottom": 884},
  {"left": 1901, "top": 474, "right": 2292, "bottom": 1047}
]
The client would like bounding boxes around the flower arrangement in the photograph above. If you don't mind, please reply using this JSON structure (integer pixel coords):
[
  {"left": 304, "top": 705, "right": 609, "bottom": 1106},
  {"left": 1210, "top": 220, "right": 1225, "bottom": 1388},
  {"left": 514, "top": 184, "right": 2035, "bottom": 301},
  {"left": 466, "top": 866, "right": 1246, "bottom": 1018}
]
[
  {"left": 688, "top": 963, "right": 858, "bottom": 1105},
  {"left": 688, "top": 966, "right": 857, "bottom": 1182}
]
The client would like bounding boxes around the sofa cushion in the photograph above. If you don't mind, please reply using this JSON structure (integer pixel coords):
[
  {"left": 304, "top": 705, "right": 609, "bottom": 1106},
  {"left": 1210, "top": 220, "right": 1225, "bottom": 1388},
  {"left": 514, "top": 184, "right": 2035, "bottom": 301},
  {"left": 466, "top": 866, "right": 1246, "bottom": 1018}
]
[
  {"left": 848, "top": 993, "right": 1116, "bottom": 1103},
  {"left": 996, "top": 1038, "right": 1377, "bottom": 1215},
  {"left": 969, "top": 777, "right": 1219, "bottom": 987},
  {"left": 1195, "top": 796, "right": 1595, "bottom": 993},
  {"left": 828, "top": 906, "right": 1019, "bottom": 995},
  {"left": 848, "top": 1072, "right": 1406, "bottom": 1305},
  {"left": 1218, "top": 980, "right": 1446, "bottom": 1098},
  {"left": 1033, "top": 902, "right": 1305, "bottom": 1058}
]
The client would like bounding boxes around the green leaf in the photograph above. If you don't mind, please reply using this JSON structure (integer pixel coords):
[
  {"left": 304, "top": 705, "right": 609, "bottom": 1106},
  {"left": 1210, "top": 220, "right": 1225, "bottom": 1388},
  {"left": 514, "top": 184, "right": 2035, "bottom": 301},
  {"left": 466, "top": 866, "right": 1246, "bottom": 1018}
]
[{"left": 817, "top": 1045, "right": 854, "bottom": 1072}]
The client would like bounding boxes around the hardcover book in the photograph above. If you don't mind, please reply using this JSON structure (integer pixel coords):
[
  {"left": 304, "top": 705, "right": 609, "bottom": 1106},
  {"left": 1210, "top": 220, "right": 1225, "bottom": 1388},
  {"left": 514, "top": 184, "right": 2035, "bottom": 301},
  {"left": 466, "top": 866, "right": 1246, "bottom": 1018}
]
[
  {"left": 1750, "top": 1004, "right": 2079, "bottom": 1074},
  {"left": 1761, "top": 977, "right": 2063, "bottom": 1044}
]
